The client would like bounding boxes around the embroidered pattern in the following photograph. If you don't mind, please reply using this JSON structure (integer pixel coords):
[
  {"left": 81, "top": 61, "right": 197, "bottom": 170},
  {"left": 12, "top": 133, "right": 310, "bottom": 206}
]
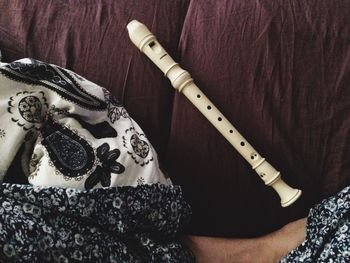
[
  {"left": 18, "top": 96, "right": 43, "bottom": 123},
  {"left": 8, "top": 91, "right": 48, "bottom": 131},
  {"left": 0, "top": 129, "right": 5, "bottom": 139},
  {"left": 1, "top": 58, "right": 168, "bottom": 195},
  {"left": 41, "top": 118, "right": 95, "bottom": 178},
  {"left": 47, "top": 104, "right": 69, "bottom": 117},
  {"left": 123, "top": 127, "right": 153, "bottom": 166},
  {"left": 103, "top": 89, "right": 128, "bottom": 123},
  {"left": 0, "top": 59, "right": 106, "bottom": 111},
  {"left": 130, "top": 134, "right": 150, "bottom": 158},
  {"left": 28, "top": 153, "right": 42, "bottom": 180},
  {"left": 137, "top": 177, "right": 145, "bottom": 185},
  {"left": 85, "top": 143, "right": 125, "bottom": 190}
]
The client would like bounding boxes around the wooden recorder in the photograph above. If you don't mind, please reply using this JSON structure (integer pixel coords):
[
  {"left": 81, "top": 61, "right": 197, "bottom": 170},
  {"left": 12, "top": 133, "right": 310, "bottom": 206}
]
[{"left": 127, "top": 20, "right": 302, "bottom": 207}]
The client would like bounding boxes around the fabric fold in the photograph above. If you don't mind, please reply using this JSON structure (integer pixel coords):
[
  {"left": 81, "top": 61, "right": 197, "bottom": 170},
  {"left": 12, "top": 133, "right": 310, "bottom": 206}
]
[
  {"left": 0, "top": 183, "right": 194, "bottom": 262},
  {"left": 280, "top": 185, "right": 350, "bottom": 262}
]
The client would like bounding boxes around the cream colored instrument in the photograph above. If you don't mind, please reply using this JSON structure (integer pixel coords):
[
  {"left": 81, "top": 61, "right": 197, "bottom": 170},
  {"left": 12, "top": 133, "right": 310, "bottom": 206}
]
[{"left": 127, "top": 20, "right": 302, "bottom": 207}]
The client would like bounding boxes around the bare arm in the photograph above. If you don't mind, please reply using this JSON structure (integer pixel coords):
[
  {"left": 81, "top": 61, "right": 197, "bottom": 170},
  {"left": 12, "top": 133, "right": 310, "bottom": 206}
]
[{"left": 182, "top": 218, "right": 307, "bottom": 263}]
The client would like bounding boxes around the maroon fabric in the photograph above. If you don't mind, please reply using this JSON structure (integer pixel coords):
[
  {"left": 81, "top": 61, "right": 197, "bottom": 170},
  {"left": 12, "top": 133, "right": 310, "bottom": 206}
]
[
  {"left": 166, "top": 0, "right": 350, "bottom": 237},
  {"left": 1, "top": 0, "right": 350, "bottom": 238}
]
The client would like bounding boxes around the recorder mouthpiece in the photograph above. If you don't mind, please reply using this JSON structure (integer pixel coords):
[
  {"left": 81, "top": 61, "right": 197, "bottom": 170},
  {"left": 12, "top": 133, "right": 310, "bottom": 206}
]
[{"left": 127, "top": 20, "right": 155, "bottom": 51}]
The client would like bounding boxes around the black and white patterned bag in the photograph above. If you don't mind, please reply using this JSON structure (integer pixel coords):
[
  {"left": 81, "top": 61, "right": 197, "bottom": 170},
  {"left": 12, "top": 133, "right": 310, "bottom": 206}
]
[{"left": 0, "top": 58, "right": 171, "bottom": 189}]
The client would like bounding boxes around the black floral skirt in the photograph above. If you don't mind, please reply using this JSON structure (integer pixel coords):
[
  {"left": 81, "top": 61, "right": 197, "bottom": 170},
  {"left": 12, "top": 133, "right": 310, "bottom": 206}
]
[
  {"left": 280, "top": 185, "right": 350, "bottom": 262},
  {"left": 0, "top": 183, "right": 195, "bottom": 263}
]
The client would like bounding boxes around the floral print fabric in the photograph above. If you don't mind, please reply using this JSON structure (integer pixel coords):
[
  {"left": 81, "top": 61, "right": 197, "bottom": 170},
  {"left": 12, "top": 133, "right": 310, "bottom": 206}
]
[
  {"left": 0, "top": 183, "right": 194, "bottom": 262},
  {"left": 280, "top": 185, "right": 350, "bottom": 262}
]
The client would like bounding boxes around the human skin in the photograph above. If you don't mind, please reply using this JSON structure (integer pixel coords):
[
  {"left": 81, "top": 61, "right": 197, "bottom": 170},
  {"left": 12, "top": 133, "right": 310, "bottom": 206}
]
[{"left": 182, "top": 217, "right": 307, "bottom": 263}]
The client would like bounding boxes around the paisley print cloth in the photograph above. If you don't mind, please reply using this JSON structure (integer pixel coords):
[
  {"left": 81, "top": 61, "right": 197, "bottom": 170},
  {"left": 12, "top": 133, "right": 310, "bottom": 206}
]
[
  {"left": 0, "top": 183, "right": 194, "bottom": 262},
  {"left": 280, "top": 185, "right": 350, "bottom": 262},
  {"left": 0, "top": 58, "right": 171, "bottom": 188}
]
